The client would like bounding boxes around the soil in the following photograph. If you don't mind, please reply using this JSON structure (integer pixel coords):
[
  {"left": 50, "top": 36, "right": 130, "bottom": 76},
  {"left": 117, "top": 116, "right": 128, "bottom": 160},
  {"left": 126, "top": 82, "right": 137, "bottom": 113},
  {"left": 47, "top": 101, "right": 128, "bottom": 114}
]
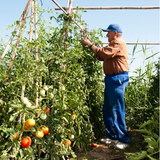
[{"left": 71, "top": 131, "right": 144, "bottom": 160}]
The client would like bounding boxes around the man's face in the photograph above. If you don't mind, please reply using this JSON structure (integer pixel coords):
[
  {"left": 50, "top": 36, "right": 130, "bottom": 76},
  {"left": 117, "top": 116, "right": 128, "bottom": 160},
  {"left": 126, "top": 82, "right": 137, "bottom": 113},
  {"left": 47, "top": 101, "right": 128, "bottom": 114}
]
[{"left": 106, "top": 31, "right": 116, "bottom": 42}]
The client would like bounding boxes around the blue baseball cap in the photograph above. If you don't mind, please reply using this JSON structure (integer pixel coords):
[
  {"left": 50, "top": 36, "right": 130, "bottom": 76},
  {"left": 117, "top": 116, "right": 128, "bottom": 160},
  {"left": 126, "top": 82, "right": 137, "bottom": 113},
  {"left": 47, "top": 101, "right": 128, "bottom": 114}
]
[{"left": 102, "top": 24, "right": 123, "bottom": 33}]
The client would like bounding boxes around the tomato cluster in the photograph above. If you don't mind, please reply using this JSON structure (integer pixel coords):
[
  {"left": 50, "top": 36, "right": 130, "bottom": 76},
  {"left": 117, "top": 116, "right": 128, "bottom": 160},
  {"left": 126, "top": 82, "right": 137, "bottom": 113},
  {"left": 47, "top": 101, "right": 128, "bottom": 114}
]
[
  {"left": 20, "top": 117, "right": 50, "bottom": 148},
  {"left": 35, "top": 126, "right": 49, "bottom": 138}
]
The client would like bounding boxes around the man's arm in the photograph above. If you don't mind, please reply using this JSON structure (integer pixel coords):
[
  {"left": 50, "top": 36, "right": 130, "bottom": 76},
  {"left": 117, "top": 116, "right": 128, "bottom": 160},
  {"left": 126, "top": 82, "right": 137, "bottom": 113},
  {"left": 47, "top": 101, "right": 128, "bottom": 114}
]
[{"left": 81, "top": 39, "right": 98, "bottom": 54}]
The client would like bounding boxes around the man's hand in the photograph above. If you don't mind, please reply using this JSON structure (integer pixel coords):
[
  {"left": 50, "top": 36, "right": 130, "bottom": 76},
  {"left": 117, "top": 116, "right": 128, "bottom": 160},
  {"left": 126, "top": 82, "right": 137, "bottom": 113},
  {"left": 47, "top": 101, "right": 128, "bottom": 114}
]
[{"left": 81, "top": 38, "right": 92, "bottom": 46}]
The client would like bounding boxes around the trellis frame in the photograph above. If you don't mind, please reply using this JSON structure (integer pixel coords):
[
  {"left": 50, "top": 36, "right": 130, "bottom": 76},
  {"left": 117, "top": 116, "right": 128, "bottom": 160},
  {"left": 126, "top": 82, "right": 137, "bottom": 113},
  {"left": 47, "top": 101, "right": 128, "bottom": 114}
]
[
  {"left": 53, "top": 1, "right": 160, "bottom": 46},
  {"left": 55, "top": 6, "right": 160, "bottom": 10}
]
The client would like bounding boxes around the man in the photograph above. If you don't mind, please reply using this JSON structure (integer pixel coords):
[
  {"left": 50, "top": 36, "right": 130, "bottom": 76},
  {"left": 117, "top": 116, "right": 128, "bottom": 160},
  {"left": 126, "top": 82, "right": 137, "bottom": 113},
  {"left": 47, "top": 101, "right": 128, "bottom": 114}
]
[{"left": 81, "top": 24, "right": 130, "bottom": 149}]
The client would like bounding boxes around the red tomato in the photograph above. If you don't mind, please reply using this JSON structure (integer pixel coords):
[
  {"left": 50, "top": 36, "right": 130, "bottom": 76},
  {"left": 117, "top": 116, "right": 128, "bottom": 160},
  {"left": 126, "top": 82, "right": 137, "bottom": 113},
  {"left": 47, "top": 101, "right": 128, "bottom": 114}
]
[
  {"left": 43, "top": 108, "right": 50, "bottom": 114},
  {"left": 64, "top": 139, "right": 71, "bottom": 146},
  {"left": 13, "top": 132, "right": 19, "bottom": 140},
  {"left": 21, "top": 137, "right": 31, "bottom": 148},
  {"left": 41, "top": 126, "right": 49, "bottom": 135},
  {"left": 45, "top": 108, "right": 50, "bottom": 114},
  {"left": 91, "top": 143, "right": 98, "bottom": 147}
]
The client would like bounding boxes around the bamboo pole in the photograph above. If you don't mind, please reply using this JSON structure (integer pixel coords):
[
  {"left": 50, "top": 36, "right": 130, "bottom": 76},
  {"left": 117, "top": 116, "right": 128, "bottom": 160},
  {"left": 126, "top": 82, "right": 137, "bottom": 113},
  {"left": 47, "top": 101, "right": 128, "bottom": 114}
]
[
  {"left": 59, "top": 0, "right": 73, "bottom": 86},
  {"left": 21, "top": 1, "right": 34, "bottom": 104},
  {"left": 5, "top": 0, "right": 32, "bottom": 83},
  {"left": 28, "top": 1, "right": 34, "bottom": 53},
  {"left": 34, "top": 1, "right": 38, "bottom": 61},
  {"left": 51, "top": 0, "right": 91, "bottom": 41},
  {"left": 0, "top": 0, "right": 33, "bottom": 65},
  {"left": 34, "top": 0, "right": 39, "bottom": 107},
  {"left": 66, "top": 0, "right": 70, "bottom": 11},
  {"left": 102, "top": 42, "right": 160, "bottom": 45},
  {"left": 55, "top": 6, "right": 160, "bottom": 10},
  {"left": 51, "top": 0, "right": 83, "bottom": 31},
  {"left": 62, "top": 0, "right": 73, "bottom": 47},
  {"left": 68, "top": 0, "right": 73, "bottom": 14}
]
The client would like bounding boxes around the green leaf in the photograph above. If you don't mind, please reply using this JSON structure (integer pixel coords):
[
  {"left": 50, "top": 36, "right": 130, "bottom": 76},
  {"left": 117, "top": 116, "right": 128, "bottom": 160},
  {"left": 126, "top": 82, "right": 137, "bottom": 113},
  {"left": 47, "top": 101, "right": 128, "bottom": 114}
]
[
  {"left": 139, "top": 120, "right": 154, "bottom": 129},
  {"left": 135, "top": 129, "right": 152, "bottom": 135},
  {"left": 0, "top": 155, "right": 10, "bottom": 160},
  {"left": 147, "top": 154, "right": 158, "bottom": 160}
]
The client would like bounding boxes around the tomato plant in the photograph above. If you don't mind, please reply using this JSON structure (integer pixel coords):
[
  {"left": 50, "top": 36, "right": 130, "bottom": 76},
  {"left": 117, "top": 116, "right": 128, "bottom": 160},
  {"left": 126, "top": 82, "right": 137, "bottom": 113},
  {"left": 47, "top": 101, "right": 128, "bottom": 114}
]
[{"left": 0, "top": 7, "right": 104, "bottom": 159}]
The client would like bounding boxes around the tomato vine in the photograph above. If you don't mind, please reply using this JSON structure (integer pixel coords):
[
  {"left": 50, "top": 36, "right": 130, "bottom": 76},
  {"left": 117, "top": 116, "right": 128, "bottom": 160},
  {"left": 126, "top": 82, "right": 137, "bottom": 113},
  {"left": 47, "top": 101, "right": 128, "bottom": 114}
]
[{"left": 0, "top": 6, "right": 104, "bottom": 159}]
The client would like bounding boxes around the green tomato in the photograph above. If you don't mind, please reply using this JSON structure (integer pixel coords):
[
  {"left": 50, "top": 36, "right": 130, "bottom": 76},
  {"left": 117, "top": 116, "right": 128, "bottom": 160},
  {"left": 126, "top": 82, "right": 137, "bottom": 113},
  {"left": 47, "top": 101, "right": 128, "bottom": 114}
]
[
  {"left": 49, "top": 93, "right": 54, "bottom": 99},
  {"left": 43, "top": 85, "right": 49, "bottom": 91},
  {"left": 40, "top": 113, "right": 47, "bottom": 120},
  {"left": 40, "top": 90, "right": 45, "bottom": 96},
  {"left": 69, "top": 134, "right": 74, "bottom": 140}
]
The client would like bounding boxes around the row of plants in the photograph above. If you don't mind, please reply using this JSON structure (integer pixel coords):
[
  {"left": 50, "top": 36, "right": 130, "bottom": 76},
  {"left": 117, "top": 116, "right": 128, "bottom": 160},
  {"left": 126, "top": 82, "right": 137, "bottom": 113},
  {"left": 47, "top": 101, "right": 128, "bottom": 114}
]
[
  {"left": 0, "top": 6, "right": 105, "bottom": 159},
  {"left": 125, "top": 45, "right": 159, "bottom": 159}
]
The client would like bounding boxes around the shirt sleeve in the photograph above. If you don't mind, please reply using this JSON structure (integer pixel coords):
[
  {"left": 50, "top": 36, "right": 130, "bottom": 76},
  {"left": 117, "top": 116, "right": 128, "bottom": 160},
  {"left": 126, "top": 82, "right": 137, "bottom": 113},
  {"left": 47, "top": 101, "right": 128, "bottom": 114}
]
[{"left": 96, "top": 41, "right": 121, "bottom": 60}]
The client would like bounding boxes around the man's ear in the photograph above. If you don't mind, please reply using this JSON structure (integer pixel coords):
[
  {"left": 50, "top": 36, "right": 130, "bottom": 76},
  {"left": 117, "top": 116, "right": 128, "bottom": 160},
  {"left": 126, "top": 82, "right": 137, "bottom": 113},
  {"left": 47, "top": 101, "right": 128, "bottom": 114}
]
[{"left": 114, "top": 31, "right": 118, "bottom": 37}]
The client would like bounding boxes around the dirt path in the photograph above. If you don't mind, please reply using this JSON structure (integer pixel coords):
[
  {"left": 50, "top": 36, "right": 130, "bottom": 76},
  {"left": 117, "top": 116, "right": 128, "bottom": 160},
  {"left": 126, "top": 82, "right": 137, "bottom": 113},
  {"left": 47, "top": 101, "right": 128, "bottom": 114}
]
[
  {"left": 71, "top": 131, "right": 144, "bottom": 160},
  {"left": 76, "top": 144, "right": 126, "bottom": 160}
]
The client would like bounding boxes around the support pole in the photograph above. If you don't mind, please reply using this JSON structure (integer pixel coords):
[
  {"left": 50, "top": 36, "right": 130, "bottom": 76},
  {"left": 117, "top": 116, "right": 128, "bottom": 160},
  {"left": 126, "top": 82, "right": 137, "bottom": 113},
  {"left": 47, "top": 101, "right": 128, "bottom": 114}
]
[
  {"left": 34, "top": 1, "right": 39, "bottom": 62},
  {"left": 68, "top": 0, "right": 73, "bottom": 14},
  {"left": 0, "top": 0, "right": 33, "bottom": 64},
  {"left": 28, "top": 1, "right": 34, "bottom": 53},
  {"left": 102, "top": 42, "right": 160, "bottom": 45},
  {"left": 51, "top": 0, "right": 83, "bottom": 31},
  {"left": 51, "top": 0, "right": 91, "bottom": 41},
  {"left": 5, "top": 0, "right": 32, "bottom": 83},
  {"left": 34, "top": 0, "right": 39, "bottom": 107},
  {"left": 55, "top": 6, "right": 160, "bottom": 10}
]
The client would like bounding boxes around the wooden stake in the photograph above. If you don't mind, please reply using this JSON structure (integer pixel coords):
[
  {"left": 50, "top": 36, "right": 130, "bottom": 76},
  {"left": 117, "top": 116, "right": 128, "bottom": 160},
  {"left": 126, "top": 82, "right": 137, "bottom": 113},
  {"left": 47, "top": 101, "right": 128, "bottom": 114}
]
[
  {"left": 68, "top": 0, "right": 73, "bottom": 14},
  {"left": 5, "top": 0, "right": 32, "bottom": 83},
  {"left": 51, "top": 0, "right": 83, "bottom": 31},
  {"left": 55, "top": 6, "right": 160, "bottom": 10},
  {"left": 28, "top": 1, "right": 34, "bottom": 53},
  {"left": 52, "top": 0, "right": 91, "bottom": 41},
  {"left": 0, "top": 0, "right": 33, "bottom": 64},
  {"left": 34, "top": 0, "right": 39, "bottom": 107},
  {"left": 102, "top": 42, "right": 160, "bottom": 45},
  {"left": 34, "top": 0, "right": 39, "bottom": 61}
]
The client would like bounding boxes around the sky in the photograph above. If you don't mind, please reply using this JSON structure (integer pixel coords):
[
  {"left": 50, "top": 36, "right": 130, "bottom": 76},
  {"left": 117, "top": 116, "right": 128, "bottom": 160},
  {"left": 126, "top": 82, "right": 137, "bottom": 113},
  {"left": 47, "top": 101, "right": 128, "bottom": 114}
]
[{"left": 0, "top": 0, "right": 159, "bottom": 76}]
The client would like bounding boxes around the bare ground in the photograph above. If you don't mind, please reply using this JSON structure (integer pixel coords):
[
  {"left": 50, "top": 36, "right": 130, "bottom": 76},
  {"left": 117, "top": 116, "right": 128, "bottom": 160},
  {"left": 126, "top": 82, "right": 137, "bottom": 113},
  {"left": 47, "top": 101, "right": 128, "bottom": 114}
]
[{"left": 71, "top": 131, "right": 144, "bottom": 160}]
